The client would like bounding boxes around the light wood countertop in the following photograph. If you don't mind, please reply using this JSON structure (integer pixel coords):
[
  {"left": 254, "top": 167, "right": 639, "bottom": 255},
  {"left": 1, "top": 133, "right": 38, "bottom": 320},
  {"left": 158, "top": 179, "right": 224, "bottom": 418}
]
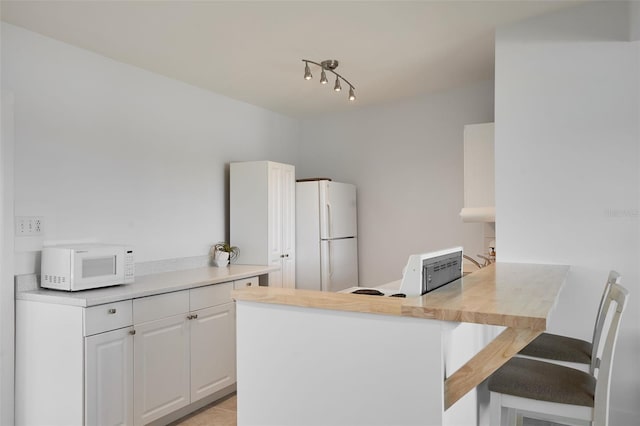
[
  {"left": 232, "top": 262, "right": 569, "bottom": 330},
  {"left": 233, "top": 261, "right": 569, "bottom": 410}
]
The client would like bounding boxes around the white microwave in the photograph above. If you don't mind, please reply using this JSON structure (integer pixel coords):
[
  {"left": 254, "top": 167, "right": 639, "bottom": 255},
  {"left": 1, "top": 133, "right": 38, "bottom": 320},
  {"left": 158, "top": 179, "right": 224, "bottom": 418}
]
[{"left": 41, "top": 244, "right": 134, "bottom": 291}]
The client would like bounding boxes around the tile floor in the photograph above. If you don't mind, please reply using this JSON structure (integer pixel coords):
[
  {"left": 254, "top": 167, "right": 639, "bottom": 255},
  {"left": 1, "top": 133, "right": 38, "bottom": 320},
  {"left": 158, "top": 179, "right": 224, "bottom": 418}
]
[
  {"left": 170, "top": 393, "right": 561, "bottom": 426},
  {"left": 172, "top": 393, "right": 237, "bottom": 426}
]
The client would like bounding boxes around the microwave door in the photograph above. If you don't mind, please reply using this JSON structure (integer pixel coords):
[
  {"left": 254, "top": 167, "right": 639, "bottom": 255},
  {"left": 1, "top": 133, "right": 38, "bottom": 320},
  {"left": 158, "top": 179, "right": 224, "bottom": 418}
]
[{"left": 73, "top": 247, "right": 124, "bottom": 290}]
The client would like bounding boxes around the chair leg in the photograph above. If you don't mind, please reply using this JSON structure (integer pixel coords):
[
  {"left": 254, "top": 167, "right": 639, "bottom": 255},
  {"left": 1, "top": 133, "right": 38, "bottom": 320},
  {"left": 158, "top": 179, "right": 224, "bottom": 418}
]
[
  {"left": 490, "top": 391, "right": 500, "bottom": 425},
  {"left": 505, "top": 407, "right": 518, "bottom": 425},
  {"left": 489, "top": 392, "right": 516, "bottom": 426}
]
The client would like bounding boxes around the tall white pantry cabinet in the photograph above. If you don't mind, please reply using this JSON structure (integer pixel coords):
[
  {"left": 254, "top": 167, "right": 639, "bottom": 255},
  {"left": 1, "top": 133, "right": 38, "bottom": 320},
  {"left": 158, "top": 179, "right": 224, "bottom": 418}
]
[{"left": 230, "top": 161, "right": 295, "bottom": 288}]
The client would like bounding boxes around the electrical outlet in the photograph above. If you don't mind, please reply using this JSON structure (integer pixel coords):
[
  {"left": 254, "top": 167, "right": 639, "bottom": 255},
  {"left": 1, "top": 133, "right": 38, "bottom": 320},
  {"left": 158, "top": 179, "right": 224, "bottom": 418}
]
[{"left": 15, "top": 216, "right": 44, "bottom": 236}]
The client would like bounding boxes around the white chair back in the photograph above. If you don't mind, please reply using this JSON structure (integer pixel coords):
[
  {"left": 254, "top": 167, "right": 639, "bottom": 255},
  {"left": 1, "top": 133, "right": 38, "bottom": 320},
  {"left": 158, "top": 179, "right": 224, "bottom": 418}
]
[
  {"left": 593, "top": 282, "right": 628, "bottom": 426},
  {"left": 590, "top": 271, "right": 621, "bottom": 373}
]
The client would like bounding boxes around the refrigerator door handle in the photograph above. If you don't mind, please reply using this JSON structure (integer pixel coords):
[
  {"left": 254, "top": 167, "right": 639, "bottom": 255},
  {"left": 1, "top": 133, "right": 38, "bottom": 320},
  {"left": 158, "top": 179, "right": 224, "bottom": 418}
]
[{"left": 328, "top": 240, "right": 333, "bottom": 276}]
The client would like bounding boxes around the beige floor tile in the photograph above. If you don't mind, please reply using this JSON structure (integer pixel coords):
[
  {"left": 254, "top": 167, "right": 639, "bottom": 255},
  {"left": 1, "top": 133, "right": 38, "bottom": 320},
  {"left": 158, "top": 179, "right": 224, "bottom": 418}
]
[
  {"left": 215, "top": 394, "right": 237, "bottom": 412},
  {"left": 186, "top": 407, "right": 236, "bottom": 426},
  {"left": 174, "top": 393, "right": 237, "bottom": 426}
]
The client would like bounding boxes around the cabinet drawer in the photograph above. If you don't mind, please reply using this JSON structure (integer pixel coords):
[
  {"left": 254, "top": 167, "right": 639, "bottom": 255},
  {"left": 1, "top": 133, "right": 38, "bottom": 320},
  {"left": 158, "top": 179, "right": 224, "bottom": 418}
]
[
  {"left": 133, "top": 290, "right": 189, "bottom": 324},
  {"left": 84, "top": 300, "right": 133, "bottom": 336},
  {"left": 190, "top": 282, "right": 233, "bottom": 311},
  {"left": 233, "top": 276, "right": 259, "bottom": 290}
]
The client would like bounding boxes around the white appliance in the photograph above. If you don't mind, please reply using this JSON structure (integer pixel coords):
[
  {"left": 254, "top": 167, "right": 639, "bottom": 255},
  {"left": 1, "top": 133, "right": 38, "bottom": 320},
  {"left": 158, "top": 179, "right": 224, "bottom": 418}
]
[
  {"left": 398, "top": 246, "right": 463, "bottom": 296},
  {"left": 41, "top": 243, "right": 134, "bottom": 291},
  {"left": 296, "top": 180, "right": 358, "bottom": 292},
  {"left": 340, "top": 247, "right": 463, "bottom": 297}
]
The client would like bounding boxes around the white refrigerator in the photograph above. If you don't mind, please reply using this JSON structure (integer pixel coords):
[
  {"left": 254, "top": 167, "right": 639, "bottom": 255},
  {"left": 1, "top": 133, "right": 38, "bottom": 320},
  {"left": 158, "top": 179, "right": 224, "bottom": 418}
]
[{"left": 296, "top": 180, "right": 359, "bottom": 292}]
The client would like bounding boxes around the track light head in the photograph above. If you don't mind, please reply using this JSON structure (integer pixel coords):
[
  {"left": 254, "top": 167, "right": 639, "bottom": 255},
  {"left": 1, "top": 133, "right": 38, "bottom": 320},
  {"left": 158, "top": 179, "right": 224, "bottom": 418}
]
[
  {"left": 349, "top": 86, "right": 356, "bottom": 101},
  {"left": 320, "top": 70, "right": 328, "bottom": 85},
  {"left": 334, "top": 76, "right": 341, "bottom": 92},
  {"left": 304, "top": 62, "right": 312, "bottom": 80}
]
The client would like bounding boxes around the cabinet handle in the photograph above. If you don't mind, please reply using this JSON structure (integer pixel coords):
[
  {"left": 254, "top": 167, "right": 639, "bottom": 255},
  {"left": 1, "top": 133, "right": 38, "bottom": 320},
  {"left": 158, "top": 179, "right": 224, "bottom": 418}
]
[
  {"left": 108, "top": 308, "right": 117, "bottom": 314},
  {"left": 187, "top": 315, "right": 193, "bottom": 320},
  {"left": 129, "top": 329, "right": 136, "bottom": 335},
  {"left": 245, "top": 282, "right": 251, "bottom": 287},
  {"left": 192, "top": 313, "right": 198, "bottom": 319},
  {"left": 280, "top": 254, "right": 285, "bottom": 258},
  {"left": 285, "top": 254, "right": 289, "bottom": 258}
]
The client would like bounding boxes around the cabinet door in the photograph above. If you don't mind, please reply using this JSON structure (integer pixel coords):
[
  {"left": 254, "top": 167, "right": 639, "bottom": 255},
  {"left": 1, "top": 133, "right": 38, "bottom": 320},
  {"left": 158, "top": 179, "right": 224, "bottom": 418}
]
[
  {"left": 85, "top": 327, "right": 134, "bottom": 426},
  {"left": 281, "top": 257, "right": 296, "bottom": 289},
  {"left": 190, "top": 303, "right": 236, "bottom": 402},
  {"left": 268, "top": 163, "right": 283, "bottom": 267},
  {"left": 281, "top": 164, "right": 296, "bottom": 288},
  {"left": 133, "top": 315, "right": 190, "bottom": 426}
]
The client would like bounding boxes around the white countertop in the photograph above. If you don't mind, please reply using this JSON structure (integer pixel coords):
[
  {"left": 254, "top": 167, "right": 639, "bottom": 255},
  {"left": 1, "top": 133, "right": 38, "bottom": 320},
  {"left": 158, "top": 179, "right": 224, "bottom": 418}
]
[{"left": 17, "top": 264, "right": 277, "bottom": 307}]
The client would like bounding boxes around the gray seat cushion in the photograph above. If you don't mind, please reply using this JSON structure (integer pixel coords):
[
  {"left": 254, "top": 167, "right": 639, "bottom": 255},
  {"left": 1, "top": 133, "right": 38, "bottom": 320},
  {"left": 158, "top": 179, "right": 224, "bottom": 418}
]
[
  {"left": 488, "top": 357, "right": 596, "bottom": 407},
  {"left": 518, "top": 332, "right": 592, "bottom": 364}
]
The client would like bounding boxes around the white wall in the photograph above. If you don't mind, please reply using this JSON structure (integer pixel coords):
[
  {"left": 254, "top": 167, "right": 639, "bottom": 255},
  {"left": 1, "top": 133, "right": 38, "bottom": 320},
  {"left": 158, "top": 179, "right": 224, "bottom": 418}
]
[
  {"left": 495, "top": 2, "right": 640, "bottom": 422},
  {"left": 297, "top": 81, "right": 494, "bottom": 286},
  {"left": 1, "top": 24, "right": 299, "bottom": 273},
  {"left": 631, "top": 1, "right": 640, "bottom": 41},
  {"left": 0, "top": 92, "right": 15, "bottom": 426}
]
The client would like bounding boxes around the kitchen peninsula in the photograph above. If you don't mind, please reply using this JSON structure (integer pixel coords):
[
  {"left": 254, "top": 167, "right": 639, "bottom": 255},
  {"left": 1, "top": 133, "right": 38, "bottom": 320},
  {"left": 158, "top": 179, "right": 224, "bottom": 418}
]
[{"left": 232, "top": 262, "right": 569, "bottom": 426}]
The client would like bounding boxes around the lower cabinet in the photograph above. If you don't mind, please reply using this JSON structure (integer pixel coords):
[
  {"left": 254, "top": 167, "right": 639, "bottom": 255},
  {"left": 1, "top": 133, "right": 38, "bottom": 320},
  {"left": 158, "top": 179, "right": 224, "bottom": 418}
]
[
  {"left": 131, "top": 282, "right": 236, "bottom": 426},
  {"left": 16, "top": 276, "right": 249, "bottom": 426}
]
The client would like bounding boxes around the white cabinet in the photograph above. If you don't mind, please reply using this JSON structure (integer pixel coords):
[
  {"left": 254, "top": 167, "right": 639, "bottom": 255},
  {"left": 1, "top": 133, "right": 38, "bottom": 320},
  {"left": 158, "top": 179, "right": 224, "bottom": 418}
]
[
  {"left": 85, "top": 328, "right": 134, "bottom": 426},
  {"left": 133, "top": 314, "right": 190, "bottom": 425},
  {"left": 188, "top": 283, "right": 236, "bottom": 402},
  {"left": 460, "top": 122, "right": 495, "bottom": 222},
  {"left": 15, "top": 300, "right": 134, "bottom": 426},
  {"left": 16, "top": 275, "right": 251, "bottom": 426},
  {"left": 190, "top": 303, "right": 236, "bottom": 401},
  {"left": 84, "top": 301, "right": 135, "bottom": 426},
  {"left": 132, "top": 282, "right": 236, "bottom": 425},
  {"left": 231, "top": 161, "right": 296, "bottom": 288}
]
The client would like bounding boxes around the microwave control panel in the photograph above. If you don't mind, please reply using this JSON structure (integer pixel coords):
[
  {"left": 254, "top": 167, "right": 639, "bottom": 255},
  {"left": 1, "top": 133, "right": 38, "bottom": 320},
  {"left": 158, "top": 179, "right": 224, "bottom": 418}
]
[{"left": 124, "top": 248, "right": 135, "bottom": 283}]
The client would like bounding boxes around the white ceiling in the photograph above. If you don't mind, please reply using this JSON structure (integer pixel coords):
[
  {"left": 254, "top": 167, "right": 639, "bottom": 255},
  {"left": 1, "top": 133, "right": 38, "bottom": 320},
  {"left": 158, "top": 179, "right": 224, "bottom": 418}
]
[{"left": 1, "top": 1, "right": 580, "bottom": 118}]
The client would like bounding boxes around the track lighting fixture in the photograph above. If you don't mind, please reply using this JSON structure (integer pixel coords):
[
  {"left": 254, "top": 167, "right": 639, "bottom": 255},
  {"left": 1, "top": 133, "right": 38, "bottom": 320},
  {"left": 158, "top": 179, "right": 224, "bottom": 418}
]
[{"left": 302, "top": 59, "right": 356, "bottom": 102}]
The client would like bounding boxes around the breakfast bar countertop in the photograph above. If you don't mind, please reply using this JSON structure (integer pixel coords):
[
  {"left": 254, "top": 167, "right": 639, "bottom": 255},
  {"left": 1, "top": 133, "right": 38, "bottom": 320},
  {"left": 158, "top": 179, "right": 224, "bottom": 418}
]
[
  {"left": 232, "top": 262, "right": 569, "bottom": 331},
  {"left": 17, "top": 264, "right": 278, "bottom": 307},
  {"left": 233, "top": 262, "right": 570, "bottom": 416}
]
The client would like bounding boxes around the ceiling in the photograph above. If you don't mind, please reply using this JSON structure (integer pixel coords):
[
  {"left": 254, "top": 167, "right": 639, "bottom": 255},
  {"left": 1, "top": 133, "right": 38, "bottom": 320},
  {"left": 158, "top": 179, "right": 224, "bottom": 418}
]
[{"left": 1, "top": 1, "right": 580, "bottom": 118}]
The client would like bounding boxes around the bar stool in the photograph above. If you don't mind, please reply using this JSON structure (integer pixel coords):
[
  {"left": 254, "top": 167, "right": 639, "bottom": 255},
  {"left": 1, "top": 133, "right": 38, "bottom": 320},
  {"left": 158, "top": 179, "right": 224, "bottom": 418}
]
[
  {"left": 517, "top": 270, "right": 620, "bottom": 372},
  {"left": 488, "top": 282, "right": 629, "bottom": 426}
]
